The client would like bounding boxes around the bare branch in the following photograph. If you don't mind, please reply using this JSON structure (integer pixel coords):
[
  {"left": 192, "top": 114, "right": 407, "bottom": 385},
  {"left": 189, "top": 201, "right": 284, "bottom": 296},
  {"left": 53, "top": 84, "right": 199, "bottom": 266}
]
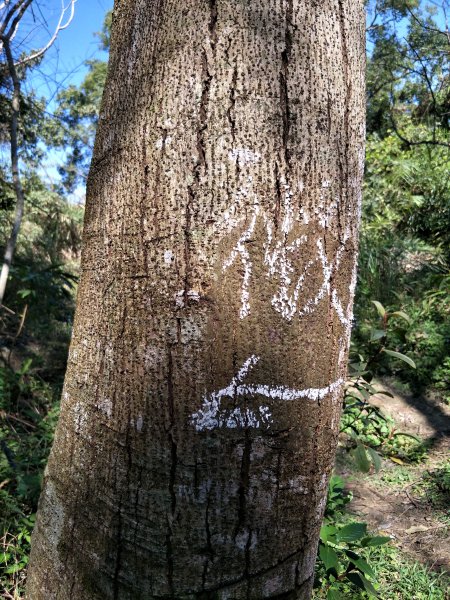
[
  {"left": 2, "top": 0, "right": 32, "bottom": 42},
  {"left": 390, "top": 111, "right": 450, "bottom": 149},
  {"left": 14, "top": 0, "right": 76, "bottom": 67},
  {"left": 0, "top": 0, "right": 28, "bottom": 39}
]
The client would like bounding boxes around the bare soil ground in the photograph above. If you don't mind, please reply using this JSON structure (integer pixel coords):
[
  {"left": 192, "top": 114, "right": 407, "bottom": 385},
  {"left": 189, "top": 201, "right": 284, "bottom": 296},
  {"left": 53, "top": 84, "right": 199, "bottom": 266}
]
[{"left": 336, "top": 379, "right": 450, "bottom": 573}]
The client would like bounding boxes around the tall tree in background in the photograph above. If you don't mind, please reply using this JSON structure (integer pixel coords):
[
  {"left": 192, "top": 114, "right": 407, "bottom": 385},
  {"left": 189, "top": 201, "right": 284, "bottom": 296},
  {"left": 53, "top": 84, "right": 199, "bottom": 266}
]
[
  {"left": 0, "top": 0, "right": 76, "bottom": 306},
  {"left": 366, "top": 0, "right": 450, "bottom": 143},
  {"left": 27, "top": 1, "right": 365, "bottom": 598},
  {"left": 49, "top": 10, "right": 112, "bottom": 193}
]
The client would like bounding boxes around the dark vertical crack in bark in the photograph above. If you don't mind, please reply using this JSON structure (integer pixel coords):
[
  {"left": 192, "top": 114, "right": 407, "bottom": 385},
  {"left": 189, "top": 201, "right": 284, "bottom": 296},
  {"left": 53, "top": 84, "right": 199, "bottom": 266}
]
[
  {"left": 184, "top": 188, "right": 193, "bottom": 303},
  {"left": 198, "top": 49, "right": 212, "bottom": 171},
  {"left": 236, "top": 432, "right": 252, "bottom": 590},
  {"left": 140, "top": 122, "right": 150, "bottom": 274},
  {"left": 166, "top": 347, "right": 177, "bottom": 596},
  {"left": 201, "top": 490, "right": 215, "bottom": 590},
  {"left": 208, "top": 0, "right": 218, "bottom": 47},
  {"left": 236, "top": 433, "right": 251, "bottom": 534},
  {"left": 185, "top": 7, "right": 214, "bottom": 301},
  {"left": 227, "top": 63, "right": 238, "bottom": 147},
  {"left": 112, "top": 504, "right": 123, "bottom": 600},
  {"left": 274, "top": 162, "right": 282, "bottom": 229},
  {"left": 245, "top": 528, "right": 253, "bottom": 599},
  {"left": 280, "top": 0, "right": 293, "bottom": 172}
]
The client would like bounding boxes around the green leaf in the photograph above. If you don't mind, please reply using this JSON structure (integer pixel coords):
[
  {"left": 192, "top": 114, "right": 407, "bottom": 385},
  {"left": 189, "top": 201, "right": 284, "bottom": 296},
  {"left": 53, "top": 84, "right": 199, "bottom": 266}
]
[
  {"left": 18, "top": 288, "right": 33, "bottom": 298},
  {"left": 320, "top": 524, "right": 338, "bottom": 543},
  {"left": 367, "top": 448, "right": 382, "bottom": 472},
  {"left": 390, "top": 311, "right": 412, "bottom": 325},
  {"left": 329, "top": 475, "right": 345, "bottom": 491},
  {"left": 382, "top": 349, "right": 416, "bottom": 369},
  {"left": 361, "top": 535, "right": 391, "bottom": 547},
  {"left": 18, "top": 358, "right": 33, "bottom": 375},
  {"left": 4, "top": 562, "right": 26, "bottom": 574},
  {"left": 327, "top": 587, "right": 343, "bottom": 600},
  {"left": 371, "top": 300, "right": 386, "bottom": 318},
  {"left": 392, "top": 432, "right": 421, "bottom": 442},
  {"left": 370, "top": 329, "right": 387, "bottom": 341},
  {"left": 352, "top": 442, "right": 371, "bottom": 473},
  {"left": 319, "top": 544, "right": 339, "bottom": 572},
  {"left": 336, "top": 522, "right": 367, "bottom": 543},
  {"left": 353, "top": 556, "right": 376, "bottom": 579},
  {"left": 0, "top": 552, "right": 11, "bottom": 563},
  {"left": 346, "top": 572, "right": 378, "bottom": 596}
]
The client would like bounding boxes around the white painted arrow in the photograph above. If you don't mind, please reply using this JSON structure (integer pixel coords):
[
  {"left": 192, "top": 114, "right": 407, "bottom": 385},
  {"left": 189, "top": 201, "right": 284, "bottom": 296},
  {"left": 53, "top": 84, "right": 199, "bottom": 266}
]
[{"left": 190, "top": 355, "right": 344, "bottom": 431}]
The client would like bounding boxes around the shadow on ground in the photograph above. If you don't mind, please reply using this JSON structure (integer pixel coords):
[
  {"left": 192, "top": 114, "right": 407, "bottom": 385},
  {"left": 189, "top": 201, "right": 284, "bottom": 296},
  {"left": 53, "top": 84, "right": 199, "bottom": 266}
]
[{"left": 336, "top": 379, "right": 450, "bottom": 573}]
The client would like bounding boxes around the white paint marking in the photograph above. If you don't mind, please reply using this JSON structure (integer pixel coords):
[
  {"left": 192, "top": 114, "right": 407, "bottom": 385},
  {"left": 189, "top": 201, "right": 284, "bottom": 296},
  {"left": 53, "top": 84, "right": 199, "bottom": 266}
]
[
  {"left": 97, "top": 397, "right": 112, "bottom": 418},
  {"left": 136, "top": 415, "right": 144, "bottom": 432},
  {"left": 164, "top": 250, "right": 174, "bottom": 265},
  {"left": 223, "top": 202, "right": 260, "bottom": 319},
  {"left": 187, "top": 290, "right": 200, "bottom": 302},
  {"left": 228, "top": 148, "right": 261, "bottom": 165},
  {"left": 155, "top": 135, "right": 172, "bottom": 150},
  {"left": 174, "top": 289, "right": 202, "bottom": 308},
  {"left": 190, "top": 355, "right": 344, "bottom": 431}
]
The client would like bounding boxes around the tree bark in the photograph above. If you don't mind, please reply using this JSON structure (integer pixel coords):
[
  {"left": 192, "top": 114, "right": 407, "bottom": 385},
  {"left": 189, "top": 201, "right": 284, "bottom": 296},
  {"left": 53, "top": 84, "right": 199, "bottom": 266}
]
[{"left": 27, "top": 1, "right": 365, "bottom": 598}]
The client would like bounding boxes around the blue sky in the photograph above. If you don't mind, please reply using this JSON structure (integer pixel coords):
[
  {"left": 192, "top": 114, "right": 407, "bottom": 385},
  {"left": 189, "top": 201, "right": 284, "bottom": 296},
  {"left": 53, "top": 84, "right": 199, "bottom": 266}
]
[
  {"left": 15, "top": 0, "right": 448, "bottom": 195},
  {"left": 26, "top": 0, "right": 113, "bottom": 101},
  {"left": 22, "top": 0, "right": 113, "bottom": 193}
]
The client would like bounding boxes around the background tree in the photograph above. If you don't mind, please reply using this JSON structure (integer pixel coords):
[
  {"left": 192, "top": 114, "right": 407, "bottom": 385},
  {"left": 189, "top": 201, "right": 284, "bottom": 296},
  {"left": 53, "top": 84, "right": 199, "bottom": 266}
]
[
  {"left": 0, "top": 0, "right": 76, "bottom": 306},
  {"left": 26, "top": 1, "right": 365, "bottom": 598},
  {"left": 47, "top": 10, "right": 111, "bottom": 192},
  {"left": 357, "top": 0, "right": 450, "bottom": 396}
]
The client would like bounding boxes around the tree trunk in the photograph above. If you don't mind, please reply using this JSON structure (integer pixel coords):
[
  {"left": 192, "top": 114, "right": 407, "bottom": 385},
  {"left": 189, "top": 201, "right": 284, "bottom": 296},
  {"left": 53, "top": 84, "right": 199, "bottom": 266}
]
[
  {"left": 0, "top": 36, "right": 26, "bottom": 307},
  {"left": 27, "top": 1, "right": 365, "bottom": 598}
]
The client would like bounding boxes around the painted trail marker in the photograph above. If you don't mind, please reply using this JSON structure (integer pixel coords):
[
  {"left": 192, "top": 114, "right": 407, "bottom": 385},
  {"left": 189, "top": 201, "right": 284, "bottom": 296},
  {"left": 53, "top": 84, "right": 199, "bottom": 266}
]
[{"left": 191, "top": 355, "right": 344, "bottom": 432}]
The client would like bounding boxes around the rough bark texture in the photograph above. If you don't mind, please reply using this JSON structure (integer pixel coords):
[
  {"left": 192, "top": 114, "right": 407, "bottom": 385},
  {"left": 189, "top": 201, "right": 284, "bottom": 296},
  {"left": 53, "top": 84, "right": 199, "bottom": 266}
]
[{"left": 27, "top": 1, "right": 365, "bottom": 598}]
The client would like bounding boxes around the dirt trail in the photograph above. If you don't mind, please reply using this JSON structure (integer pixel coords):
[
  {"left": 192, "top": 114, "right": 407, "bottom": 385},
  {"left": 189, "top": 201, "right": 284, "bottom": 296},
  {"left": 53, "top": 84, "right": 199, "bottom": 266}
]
[{"left": 336, "top": 379, "right": 450, "bottom": 572}]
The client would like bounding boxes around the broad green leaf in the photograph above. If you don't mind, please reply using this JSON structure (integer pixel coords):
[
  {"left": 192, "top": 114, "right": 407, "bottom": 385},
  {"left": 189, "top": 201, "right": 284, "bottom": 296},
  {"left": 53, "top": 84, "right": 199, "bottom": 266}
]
[
  {"left": 353, "top": 556, "right": 376, "bottom": 579},
  {"left": 361, "top": 536, "right": 391, "bottom": 547},
  {"left": 390, "top": 311, "right": 412, "bottom": 325},
  {"left": 352, "top": 442, "right": 371, "bottom": 473},
  {"left": 329, "top": 475, "right": 345, "bottom": 490},
  {"left": 371, "top": 300, "right": 386, "bottom": 318},
  {"left": 392, "top": 432, "right": 421, "bottom": 442},
  {"left": 346, "top": 572, "right": 378, "bottom": 596},
  {"left": 370, "top": 329, "right": 387, "bottom": 341},
  {"left": 319, "top": 544, "right": 339, "bottom": 572},
  {"left": 368, "top": 448, "right": 382, "bottom": 472},
  {"left": 320, "top": 524, "right": 338, "bottom": 543},
  {"left": 327, "top": 587, "right": 343, "bottom": 600},
  {"left": 359, "top": 382, "right": 378, "bottom": 395},
  {"left": 336, "top": 522, "right": 367, "bottom": 543},
  {"left": 382, "top": 349, "right": 416, "bottom": 369}
]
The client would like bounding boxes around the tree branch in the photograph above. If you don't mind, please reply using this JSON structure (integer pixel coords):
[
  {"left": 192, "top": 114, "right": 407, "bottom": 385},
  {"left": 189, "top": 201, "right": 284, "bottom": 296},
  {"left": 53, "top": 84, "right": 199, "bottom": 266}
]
[
  {"left": 0, "top": 0, "right": 29, "bottom": 39},
  {"left": 14, "top": 0, "right": 76, "bottom": 67},
  {"left": 390, "top": 111, "right": 450, "bottom": 148}
]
